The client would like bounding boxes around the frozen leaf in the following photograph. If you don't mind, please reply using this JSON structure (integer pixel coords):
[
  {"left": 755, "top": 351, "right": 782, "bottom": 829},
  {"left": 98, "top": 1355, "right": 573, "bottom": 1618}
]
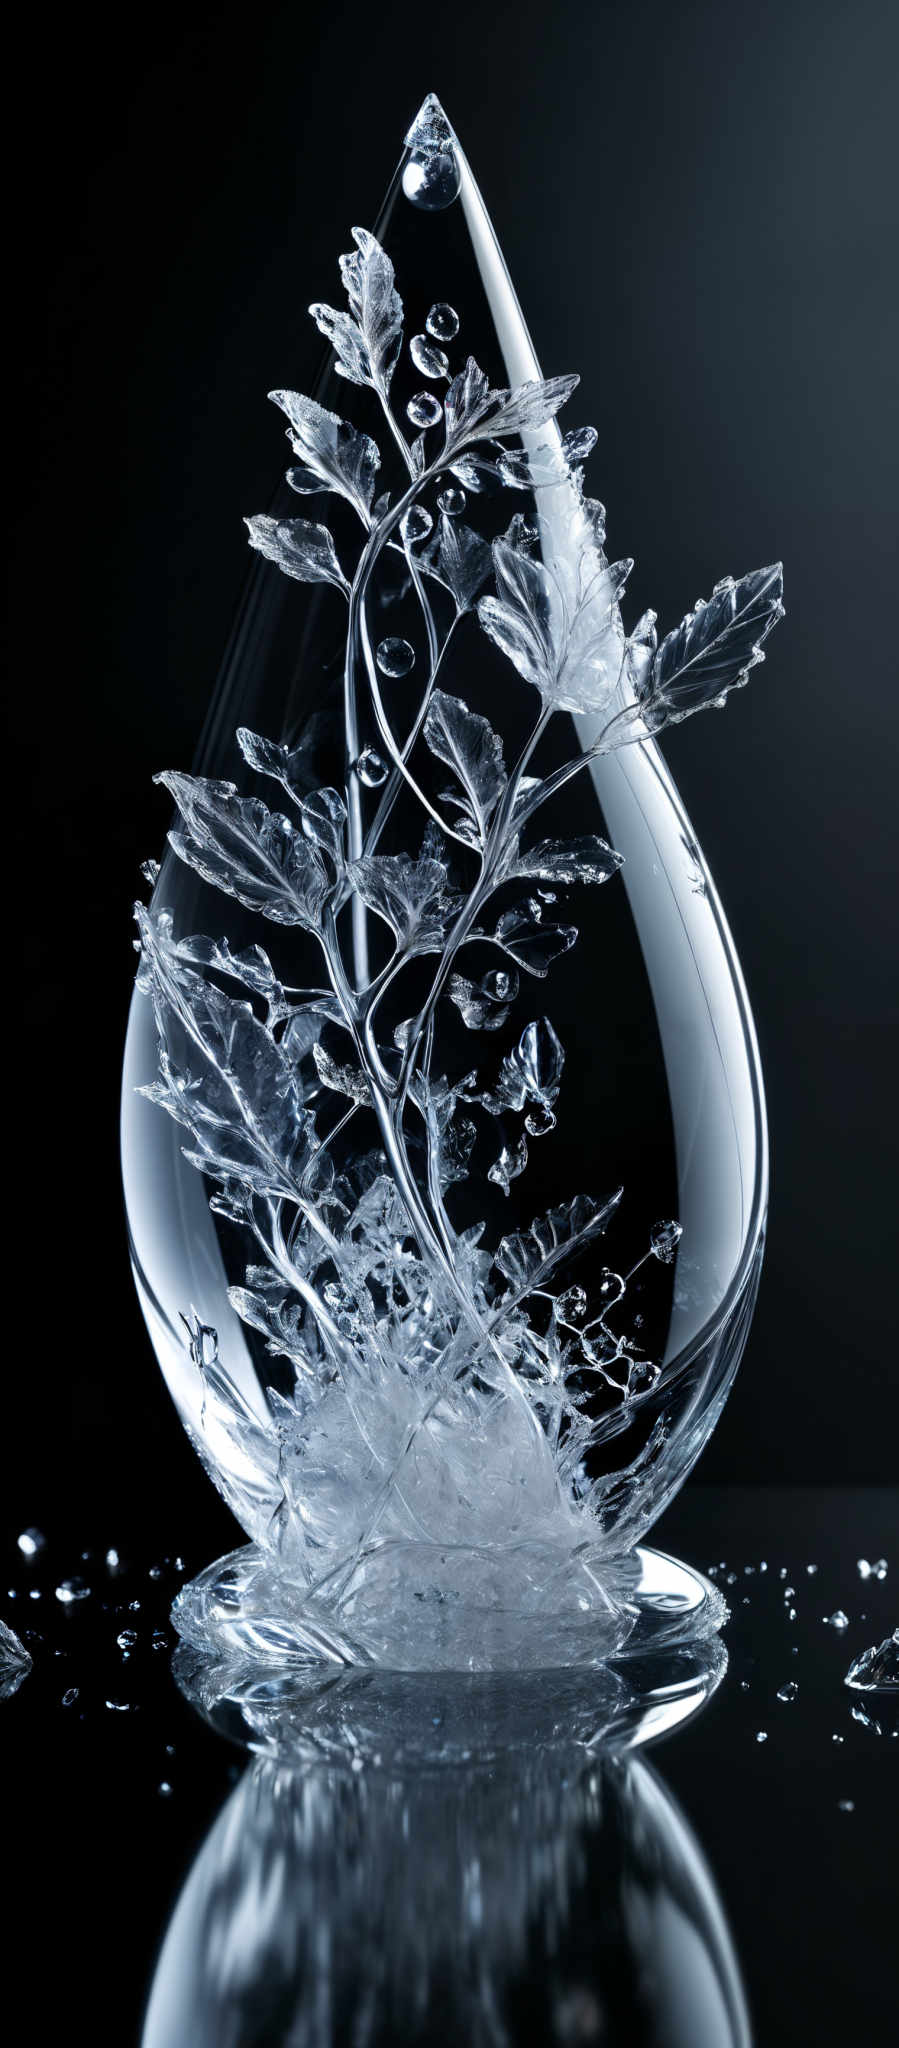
[
  {"left": 493, "top": 1190, "right": 623, "bottom": 1308},
  {"left": 478, "top": 1018, "right": 564, "bottom": 1115},
  {"left": 270, "top": 389, "right": 380, "bottom": 523},
  {"left": 423, "top": 690, "right": 507, "bottom": 845},
  {"left": 497, "top": 425, "right": 598, "bottom": 487},
  {"left": 245, "top": 515, "right": 348, "bottom": 593},
  {"left": 422, "top": 514, "right": 492, "bottom": 613},
  {"left": 644, "top": 566, "right": 784, "bottom": 727},
  {"left": 299, "top": 787, "right": 347, "bottom": 868},
  {"left": 309, "top": 227, "right": 403, "bottom": 392},
  {"left": 447, "top": 966, "right": 518, "bottom": 1031},
  {"left": 504, "top": 834, "right": 622, "bottom": 888},
  {"left": 488, "top": 1133, "right": 528, "bottom": 1196},
  {"left": 312, "top": 1043, "right": 371, "bottom": 1105},
  {"left": 172, "top": 934, "right": 289, "bottom": 1024},
  {"left": 156, "top": 773, "right": 331, "bottom": 928},
  {"left": 136, "top": 906, "right": 316, "bottom": 1197},
  {"left": 237, "top": 709, "right": 340, "bottom": 804},
  {"left": 443, "top": 357, "right": 494, "bottom": 447},
  {"left": 347, "top": 852, "right": 455, "bottom": 951},
  {"left": 494, "top": 902, "right": 578, "bottom": 977},
  {"left": 478, "top": 539, "right": 564, "bottom": 698},
  {"left": 445, "top": 358, "right": 579, "bottom": 455}
]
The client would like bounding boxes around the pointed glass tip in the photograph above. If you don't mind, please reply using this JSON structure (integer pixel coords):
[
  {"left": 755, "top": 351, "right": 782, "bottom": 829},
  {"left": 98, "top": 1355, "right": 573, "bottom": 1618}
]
[
  {"left": 405, "top": 94, "right": 455, "bottom": 156},
  {"left": 402, "top": 95, "right": 461, "bottom": 210}
]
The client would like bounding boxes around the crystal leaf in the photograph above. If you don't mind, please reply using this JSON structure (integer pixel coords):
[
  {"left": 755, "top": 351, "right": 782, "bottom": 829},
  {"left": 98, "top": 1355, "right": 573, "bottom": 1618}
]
[
  {"left": 270, "top": 390, "right": 380, "bottom": 523},
  {"left": 347, "top": 852, "right": 454, "bottom": 951},
  {"left": 644, "top": 566, "right": 785, "bottom": 727},
  {"left": 422, "top": 513, "right": 492, "bottom": 613},
  {"left": 157, "top": 774, "right": 331, "bottom": 928},
  {"left": 447, "top": 968, "right": 518, "bottom": 1031},
  {"left": 423, "top": 690, "right": 507, "bottom": 845},
  {"left": 488, "top": 1133, "right": 528, "bottom": 1196},
  {"left": 244, "top": 515, "right": 348, "bottom": 592},
  {"left": 494, "top": 903, "right": 579, "bottom": 977},
  {"left": 493, "top": 1192, "right": 623, "bottom": 1308},
  {"left": 312, "top": 1043, "right": 371, "bottom": 1105},
  {"left": 311, "top": 227, "right": 403, "bottom": 393},
  {"left": 504, "top": 834, "right": 623, "bottom": 888},
  {"left": 171, "top": 933, "right": 290, "bottom": 1024},
  {"left": 136, "top": 907, "right": 316, "bottom": 1196}
]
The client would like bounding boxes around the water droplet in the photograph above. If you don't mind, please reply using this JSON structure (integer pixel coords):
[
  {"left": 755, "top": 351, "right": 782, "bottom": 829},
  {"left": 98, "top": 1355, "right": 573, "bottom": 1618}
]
[
  {"left": 105, "top": 1698, "right": 132, "bottom": 1712},
  {"left": 400, "top": 505, "right": 433, "bottom": 545},
  {"left": 777, "top": 1681, "right": 799, "bottom": 1702},
  {"left": 173, "top": 1556, "right": 184, "bottom": 1573},
  {"left": 62, "top": 1687, "right": 79, "bottom": 1707},
  {"left": 29, "top": 1589, "right": 42, "bottom": 1601},
  {"left": 128, "top": 1599, "right": 141, "bottom": 1612},
  {"left": 105, "top": 1548, "right": 121, "bottom": 1571},
  {"left": 806, "top": 1562, "right": 818, "bottom": 1574},
  {"left": 726, "top": 1571, "right": 738, "bottom": 1586},
  {"left": 148, "top": 1565, "right": 162, "bottom": 1580},
  {"left": 151, "top": 1631, "right": 169, "bottom": 1650},
  {"left": 739, "top": 1680, "right": 750, "bottom": 1691},
  {"left": 787, "top": 1607, "right": 797, "bottom": 1622},
  {"left": 837, "top": 1799, "right": 855, "bottom": 1812},
  {"left": 437, "top": 485, "right": 466, "bottom": 517},
  {"left": 402, "top": 153, "right": 461, "bottom": 210},
  {"left": 783, "top": 1585, "right": 795, "bottom": 1600},
  {"left": 410, "top": 334, "right": 449, "bottom": 379},
  {"left": 426, "top": 302, "right": 459, "bottom": 341},
  {"left": 17, "top": 1528, "right": 45, "bottom": 1559},
  {"left": 55, "top": 1578, "right": 90, "bottom": 1606},
  {"left": 856, "top": 1557, "right": 888, "bottom": 1580},
  {"left": 824, "top": 1610, "right": 849, "bottom": 1630},
  {"left": 755, "top": 1731, "right": 768, "bottom": 1743},
  {"left": 406, "top": 390, "right": 443, "bottom": 429},
  {"left": 158, "top": 1780, "right": 173, "bottom": 1797},
  {"left": 116, "top": 1629, "right": 137, "bottom": 1650},
  {"left": 376, "top": 636, "right": 415, "bottom": 678},
  {"left": 355, "top": 748, "right": 389, "bottom": 789},
  {"left": 650, "top": 1219, "right": 682, "bottom": 1264},
  {"left": 832, "top": 1732, "right": 844, "bottom": 1742}
]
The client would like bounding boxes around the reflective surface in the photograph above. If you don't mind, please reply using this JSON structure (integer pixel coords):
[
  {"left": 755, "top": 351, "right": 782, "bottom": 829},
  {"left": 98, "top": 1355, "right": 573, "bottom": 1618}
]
[{"left": 4, "top": 1488, "right": 896, "bottom": 2044}]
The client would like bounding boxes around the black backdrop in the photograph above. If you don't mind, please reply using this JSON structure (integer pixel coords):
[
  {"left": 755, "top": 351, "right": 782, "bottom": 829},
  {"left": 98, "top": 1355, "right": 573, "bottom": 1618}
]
[{"left": 7, "top": 0, "right": 898, "bottom": 1549}]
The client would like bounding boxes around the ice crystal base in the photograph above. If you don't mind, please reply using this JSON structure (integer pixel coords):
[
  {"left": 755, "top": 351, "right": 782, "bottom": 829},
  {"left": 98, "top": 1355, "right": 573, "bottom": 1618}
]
[{"left": 171, "top": 1538, "right": 727, "bottom": 1672}]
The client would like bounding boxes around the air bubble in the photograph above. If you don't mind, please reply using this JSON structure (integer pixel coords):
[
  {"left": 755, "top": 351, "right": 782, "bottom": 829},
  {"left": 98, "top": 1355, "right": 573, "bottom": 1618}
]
[
  {"left": 437, "top": 486, "right": 466, "bottom": 517},
  {"left": 427, "top": 303, "right": 459, "bottom": 341},
  {"left": 117, "top": 1629, "right": 137, "bottom": 1650},
  {"left": 777, "top": 1682, "right": 799, "bottom": 1702},
  {"left": 355, "top": 749, "right": 388, "bottom": 788},
  {"left": 376, "top": 637, "right": 415, "bottom": 678},
  {"left": 406, "top": 391, "right": 443, "bottom": 429},
  {"left": 410, "top": 335, "right": 449, "bottom": 380}
]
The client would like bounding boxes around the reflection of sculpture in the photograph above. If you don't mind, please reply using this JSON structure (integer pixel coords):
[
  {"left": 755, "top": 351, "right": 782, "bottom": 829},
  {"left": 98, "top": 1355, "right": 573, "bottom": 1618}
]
[{"left": 144, "top": 1646, "right": 749, "bottom": 2047}]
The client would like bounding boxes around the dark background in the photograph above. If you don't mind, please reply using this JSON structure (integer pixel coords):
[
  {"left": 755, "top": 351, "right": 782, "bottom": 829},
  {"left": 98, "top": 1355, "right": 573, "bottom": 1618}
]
[{"left": 7, "top": 0, "right": 898, "bottom": 1547}]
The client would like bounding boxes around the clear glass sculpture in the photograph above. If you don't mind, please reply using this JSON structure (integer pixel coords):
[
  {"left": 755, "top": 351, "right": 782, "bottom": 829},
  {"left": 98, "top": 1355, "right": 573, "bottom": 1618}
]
[{"left": 121, "top": 95, "right": 783, "bottom": 1670}]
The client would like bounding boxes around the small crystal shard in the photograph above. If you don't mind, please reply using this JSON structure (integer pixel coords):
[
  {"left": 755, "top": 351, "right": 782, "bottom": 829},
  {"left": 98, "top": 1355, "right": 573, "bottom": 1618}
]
[
  {"left": 844, "top": 1630, "right": 899, "bottom": 1693},
  {"left": 856, "top": 1558, "right": 888, "bottom": 1580},
  {"left": 0, "top": 1619, "right": 31, "bottom": 1701},
  {"left": 755, "top": 1731, "right": 768, "bottom": 1743},
  {"left": 824, "top": 1610, "right": 849, "bottom": 1630}
]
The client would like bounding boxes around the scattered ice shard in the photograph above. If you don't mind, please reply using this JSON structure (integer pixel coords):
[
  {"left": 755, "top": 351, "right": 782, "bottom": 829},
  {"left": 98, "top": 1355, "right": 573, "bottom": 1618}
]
[
  {"left": 824, "top": 1610, "right": 849, "bottom": 1630},
  {"left": 844, "top": 1629, "right": 899, "bottom": 1693},
  {"left": 0, "top": 1618, "right": 32, "bottom": 1701}
]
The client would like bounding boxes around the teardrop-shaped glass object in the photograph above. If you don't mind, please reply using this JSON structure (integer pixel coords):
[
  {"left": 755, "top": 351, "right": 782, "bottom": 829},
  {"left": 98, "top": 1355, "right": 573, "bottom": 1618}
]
[{"left": 121, "top": 96, "right": 781, "bottom": 1670}]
